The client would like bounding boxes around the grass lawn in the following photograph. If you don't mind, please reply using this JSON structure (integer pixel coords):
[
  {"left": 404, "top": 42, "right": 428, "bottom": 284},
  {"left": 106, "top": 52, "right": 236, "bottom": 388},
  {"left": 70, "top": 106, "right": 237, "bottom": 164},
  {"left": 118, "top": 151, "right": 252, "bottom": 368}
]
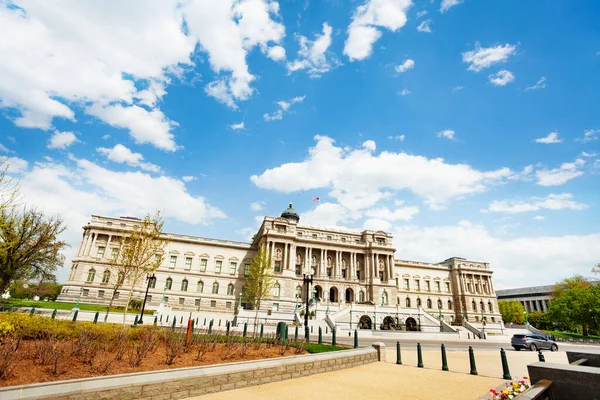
[
  {"left": 306, "top": 343, "right": 349, "bottom": 353},
  {"left": 0, "top": 299, "right": 152, "bottom": 314},
  {"left": 546, "top": 330, "right": 600, "bottom": 341}
]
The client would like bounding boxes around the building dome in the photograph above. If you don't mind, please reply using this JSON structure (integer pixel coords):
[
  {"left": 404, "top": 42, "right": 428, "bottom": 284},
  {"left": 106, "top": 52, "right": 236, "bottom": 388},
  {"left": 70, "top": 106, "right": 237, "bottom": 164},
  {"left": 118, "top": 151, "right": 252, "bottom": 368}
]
[{"left": 281, "top": 202, "right": 300, "bottom": 223}]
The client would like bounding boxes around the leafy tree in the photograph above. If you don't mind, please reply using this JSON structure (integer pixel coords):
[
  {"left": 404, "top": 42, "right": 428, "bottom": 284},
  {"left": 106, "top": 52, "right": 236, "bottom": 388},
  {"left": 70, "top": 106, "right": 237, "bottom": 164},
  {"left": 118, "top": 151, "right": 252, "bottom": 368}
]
[
  {"left": 0, "top": 159, "right": 21, "bottom": 211},
  {"left": 527, "top": 311, "right": 553, "bottom": 331},
  {"left": 102, "top": 212, "right": 167, "bottom": 324},
  {"left": 498, "top": 300, "right": 525, "bottom": 324},
  {"left": 592, "top": 264, "right": 600, "bottom": 276},
  {"left": 0, "top": 207, "right": 67, "bottom": 295},
  {"left": 552, "top": 275, "right": 590, "bottom": 299},
  {"left": 243, "top": 245, "right": 275, "bottom": 334},
  {"left": 548, "top": 278, "right": 600, "bottom": 336}
]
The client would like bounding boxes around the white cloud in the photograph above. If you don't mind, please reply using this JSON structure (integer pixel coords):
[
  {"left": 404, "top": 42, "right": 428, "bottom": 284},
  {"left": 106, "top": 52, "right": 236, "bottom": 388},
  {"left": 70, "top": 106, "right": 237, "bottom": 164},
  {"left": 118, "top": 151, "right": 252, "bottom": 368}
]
[
  {"left": 452, "top": 86, "right": 464, "bottom": 92},
  {"left": 251, "top": 135, "right": 517, "bottom": 210},
  {"left": 417, "top": 20, "right": 432, "bottom": 33},
  {"left": 580, "top": 151, "right": 597, "bottom": 157},
  {"left": 301, "top": 202, "right": 357, "bottom": 229},
  {"left": 488, "top": 70, "right": 515, "bottom": 86},
  {"left": 287, "top": 23, "right": 338, "bottom": 77},
  {"left": 264, "top": 95, "right": 305, "bottom": 122},
  {"left": 96, "top": 144, "right": 162, "bottom": 173},
  {"left": 416, "top": 10, "right": 428, "bottom": 18},
  {"left": 102, "top": 134, "right": 111, "bottom": 140},
  {"left": 576, "top": 129, "right": 599, "bottom": 143},
  {"left": 250, "top": 201, "right": 265, "bottom": 211},
  {"left": 440, "top": 0, "right": 461, "bottom": 13},
  {"left": 482, "top": 193, "right": 587, "bottom": 213},
  {"left": 395, "top": 59, "right": 415, "bottom": 73},
  {"left": 388, "top": 135, "right": 405, "bottom": 141},
  {"left": 535, "top": 131, "right": 562, "bottom": 144},
  {"left": 365, "top": 205, "right": 419, "bottom": 221},
  {"left": 0, "top": 156, "right": 28, "bottom": 174},
  {"left": 392, "top": 221, "right": 600, "bottom": 288},
  {"left": 533, "top": 215, "right": 545, "bottom": 221},
  {"left": 536, "top": 158, "right": 585, "bottom": 186},
  {"left": 344, "top": 0, "right": 412, "bottom": 61},
  {"left": 231, "top": 122, "right": 245, "bottom": 130},
  {"left": 182, "top": 176, "right": 196, "bottom": 182},
  {"left": 437, "top": 129, "right": 456, "bottom": 140},
  {"left": 0, "top": 144, "right": 10, "bottom": 153},
  {"left": 462, "top": 43, "right": 517, "bottom": 72},
  {"left": 47, "top": 130, "right": 79, "bottom": 150},
  {"left": 525, "top": 76, "right": 547, "bottom": 91},
  {"left": 399, "top": 88, "right": 412, "bottom": 96},
  {"left": 267, "top": 45, "right": 286, "bottom": 61}
]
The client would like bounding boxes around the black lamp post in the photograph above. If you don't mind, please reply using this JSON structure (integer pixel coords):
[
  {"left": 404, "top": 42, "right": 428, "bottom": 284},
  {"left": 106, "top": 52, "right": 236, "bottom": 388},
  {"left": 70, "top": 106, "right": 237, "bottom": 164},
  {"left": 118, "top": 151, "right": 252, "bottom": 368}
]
[
  {"left": 303, "top": 268, "right": 314, "bottom": 340},
  {"left": 138, "top": 274, "right": 156, "bottom": 324}
]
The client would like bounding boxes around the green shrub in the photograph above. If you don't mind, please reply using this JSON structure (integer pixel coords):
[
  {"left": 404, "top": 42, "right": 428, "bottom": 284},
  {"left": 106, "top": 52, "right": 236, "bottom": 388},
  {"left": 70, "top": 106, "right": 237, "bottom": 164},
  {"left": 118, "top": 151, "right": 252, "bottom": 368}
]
[{"left": 128, "top": 298, "right": 143, "bottom": 310}]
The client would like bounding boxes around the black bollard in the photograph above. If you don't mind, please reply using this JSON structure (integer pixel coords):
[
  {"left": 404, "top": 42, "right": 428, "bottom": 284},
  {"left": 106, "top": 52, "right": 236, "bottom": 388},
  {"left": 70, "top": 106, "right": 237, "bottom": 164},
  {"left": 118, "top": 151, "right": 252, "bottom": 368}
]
[
  {"left": 93, "top": 312, "right": 99, "bottom": 324},
  {"left": 332, "top": 328, "right": 337, "bottom": 346},
  {"left": 204, "top": 318, "right": 206, "bottom": 325},
  {"left": 160, "top": 314, "right": 163, "bottom": 322},
  {"left": 500, "top": 348, "right": 511, "bottom": 379},
  {"left": 166, "top": 315, "right": 169, "bottom": 323},
  {"left": 51, "top": 309, "right": 57, "bottom": 319},
  {"left": 318, "top": 327, "right": 323, "bottom": 344},
  {"left": 134, "top": 315, "right": 139, "bottom": 327},
  {"left": 171, "top": 318, "right": 176, "bottom": 330},
  {"left": 325, "top": 326, "right": 328, "bottom": 334},
  {"left": 208, "top": 319, "right": 213, "bottom": 334},
  {"left": 354, "top": 329, "right": 358, "bottom": 349},
  {"left": 154, "top": 316, "right": 158, "bottom": 326},
  {"left": 243, "top": 322, "right": 248, "bottom": 337},
  {"left": 396, "top": 342, "right": 402, "bottom": 365},
  {"left": 305, "top": 326, "right": 310, "bottom": 342},
  {"left": 417, "top": 343, "right": 423, "bottom": 368},
  {"left": 72, "top": 309, "right": 79, "bottom": 322},
  {"left": 441, "top": 344, "right": 448, "bottom": 371},
  {"left": 469, "top": 346, "right": 478, "bottom": 375},
  {"left": 538, "top": 350, "right": 545, "bottom": 362},
  {"left": 219, "top": 319, "right": 221, "bottom": 327},
  {"left": 30, "top": 307, "right": 35, "bottom": 315}
]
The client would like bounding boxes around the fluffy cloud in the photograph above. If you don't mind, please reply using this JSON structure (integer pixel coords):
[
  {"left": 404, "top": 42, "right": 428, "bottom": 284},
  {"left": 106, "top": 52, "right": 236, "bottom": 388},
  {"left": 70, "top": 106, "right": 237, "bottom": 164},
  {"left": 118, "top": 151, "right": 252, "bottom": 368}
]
[
  {"left": 452, "top": 86, "right": 464, "bottom": 92},
  {"left": 525, "top": 76, "right": 547, "bottom": 91},
  {"left": 462, "top": 43, "right": 517, "bottom": 72},
  {"left": 535, "top": 131, "right": 562, "bottom": 144},
  {"left": 250, "top": 202, "right": 264, "bottom": 211},
  {"left": 395, "top": 59, "right": 415, "bottom": 73},
  {"left": 47, "top": 131, "right": 79, "bottom": 150},
  {"left": 576, "top": 129, "right": 599, "bottom": 143},
  {"left": 182, "top": 176, "right": 196, "bottom": 182},
  {"left": 399, "top": 89, "right": 412, "bottom": 96},
  {"left": 263, "top": 96, "right": 305, "bottom": 121},
  {"left": 536, "top": 158, "right": 585, "bottom": 186},
  {"left": 417, "top": 20, "right": 432, "bottom": 33},
  {"left": 230, "top": 122, "right": 245, "bottom": 130},
  {"left": 365, "top": 205, "right": 419, "bottom": 221},
  {"left": 301, "top": 202, "right": 358, "bottom": 229},
  {"left": 251, "top": 135, "right": 517, "bottom": 210},
  {"left": 388, "top": 135, "right": 405, "bottom": 141},
  {"left": 416, "top": 10, "right": 428, "bottom": 18},
  {"left": 533, "top": 215, "right": 545, "bottom": 221},
  {"left": 488, "top": 70, "right": 515, "bottom": 86},
  {"left": 482, "top": 193, "right": 587, "bottom": 213},
  {"left": 344, "top": 0, "right": 412, "bottom": 61},
  {"left": 437, "top": 129, "right": 456, "bottom": 140},
  {"left": 287, "top": 23, "right": 338, "bottom": 77},
  {"left": 0, "top": 144, "right": 10, "bottom": 153},
  {"left": 440, "top": 0, "right": 461, "bottom": 13},
  {"left": 96, "top": 144, "right": 162, "bottom": 173},
  {"left": 1, "top": 156, "right": 28, "bottom": 174},
  {"left": 392, "top": 220, "right": 600, "bottom": 288}
]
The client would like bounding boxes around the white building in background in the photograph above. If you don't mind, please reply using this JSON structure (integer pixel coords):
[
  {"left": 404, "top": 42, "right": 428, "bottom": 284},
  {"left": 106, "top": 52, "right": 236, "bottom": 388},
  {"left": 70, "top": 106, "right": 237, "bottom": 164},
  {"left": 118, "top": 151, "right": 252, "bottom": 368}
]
[{"left": 59, "top": 204, "right": 501, "bottom": 328}]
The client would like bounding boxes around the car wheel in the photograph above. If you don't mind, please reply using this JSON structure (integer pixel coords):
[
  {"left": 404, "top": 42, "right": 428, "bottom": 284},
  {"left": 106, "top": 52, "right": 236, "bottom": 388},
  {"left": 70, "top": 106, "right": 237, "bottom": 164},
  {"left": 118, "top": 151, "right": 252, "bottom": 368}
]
[
  {"left": 551, "top": 344, "right": 558, "bottom": 352},
  {"left": 530, "top": 344, "right": 537, "bottom": 351}
]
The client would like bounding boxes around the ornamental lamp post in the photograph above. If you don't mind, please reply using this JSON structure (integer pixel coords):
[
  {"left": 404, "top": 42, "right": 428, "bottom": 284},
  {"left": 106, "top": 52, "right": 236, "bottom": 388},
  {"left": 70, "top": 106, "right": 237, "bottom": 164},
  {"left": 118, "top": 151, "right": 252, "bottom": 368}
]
[
  {"left": 303, "top": 268, "right": 314, "bottom": 340},
  {"left": 138, "top": 274, "right": 156, "bottom": 324}
]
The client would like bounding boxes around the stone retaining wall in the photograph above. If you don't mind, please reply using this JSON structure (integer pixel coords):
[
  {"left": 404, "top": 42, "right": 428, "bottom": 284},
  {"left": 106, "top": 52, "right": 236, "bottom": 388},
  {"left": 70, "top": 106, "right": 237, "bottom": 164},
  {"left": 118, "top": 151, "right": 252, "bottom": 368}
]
[{"left": 0, "top": 347, "right": 378, "bottom": 400}]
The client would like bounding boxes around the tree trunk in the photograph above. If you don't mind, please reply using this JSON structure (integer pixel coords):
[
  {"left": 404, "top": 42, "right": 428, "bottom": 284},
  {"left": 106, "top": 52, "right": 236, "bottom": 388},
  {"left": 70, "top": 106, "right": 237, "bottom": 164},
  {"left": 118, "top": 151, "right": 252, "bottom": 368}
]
[
  {"left": 103, "top": 288, "right": 118, "bottom": 323},
  {"left": 253, "top": 303, "right": 260, "bottom": 337},
  {"left": 122, "top": 280, "right": 136, "bottom": 325},
  {"left": 583, "top": 323, "right": 589, "bottom": 336}
]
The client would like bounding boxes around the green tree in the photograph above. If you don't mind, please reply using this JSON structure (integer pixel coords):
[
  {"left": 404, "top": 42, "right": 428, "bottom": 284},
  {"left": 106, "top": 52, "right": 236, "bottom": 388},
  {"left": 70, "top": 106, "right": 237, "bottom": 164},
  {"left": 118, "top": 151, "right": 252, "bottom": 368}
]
[
  {"left": 0, "top": 158, "right": 21, "bottom": 211},
  {"left": 243, "top": 245, "right": 275, "bottom": 334},
  {"left": 548, "top": 278, "right": 600, "bottom": 336},
  {"left": 0, "top": 208, "right": 67, "bottom": 295},
  {"left": 498, "top": 300, "right": 525, "bottom": 324}
]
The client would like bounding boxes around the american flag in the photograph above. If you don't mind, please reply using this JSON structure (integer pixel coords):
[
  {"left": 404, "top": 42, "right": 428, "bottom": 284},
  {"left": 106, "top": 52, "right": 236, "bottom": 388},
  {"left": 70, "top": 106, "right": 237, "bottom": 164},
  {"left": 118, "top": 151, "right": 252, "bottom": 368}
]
[{"left": 312, "top": 197, "right": 320, "bottom": 202}]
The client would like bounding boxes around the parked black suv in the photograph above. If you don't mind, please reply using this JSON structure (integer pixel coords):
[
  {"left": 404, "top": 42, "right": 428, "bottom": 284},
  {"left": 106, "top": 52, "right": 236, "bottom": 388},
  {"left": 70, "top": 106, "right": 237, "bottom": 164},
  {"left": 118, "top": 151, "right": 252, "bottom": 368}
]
[{"left": 511, "top": 334, "right": 558, "bottom": 351}]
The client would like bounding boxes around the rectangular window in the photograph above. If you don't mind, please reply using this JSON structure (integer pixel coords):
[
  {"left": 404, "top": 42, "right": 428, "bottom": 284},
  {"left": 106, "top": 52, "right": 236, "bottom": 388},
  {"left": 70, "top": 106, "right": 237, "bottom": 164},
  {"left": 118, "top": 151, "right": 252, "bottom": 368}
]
[
  {"left": 436, "top": 282, "right": 441, "bottom": 293},
  {"left": 194, "top": 298, "right": 201, "bottom": 307},
  {"left": 230, "top": 262, "right": 237, "bottom": 274},
  {"left": 200, "top": 259, "right": 207, "bottom": 272},
  {"left": 244, "top": 263, "right": 250, "bottom": 276},
  {"left": 414, "top": 280, "right": 420, "bottom": 291},
  {"left": 98, "top": 290, "right": 105, "bottom": 298},
  {"left": 210, "top": 300, "right": 216, "bottom": 308},
  {"left": 445, "top": 282, "right": 450, "bottom": 293},
  {"left": 111, "top": 248, "right": 119, "bottom": 260},
  {"left": 169, "top": 255, "right": 177, "bottom": 269},
  {"left": 82, "top": 289, "right": 89, "bottom": 297},
  {"left": 113, "top": 291, "right": 120, "bottom": 300},
  {"left": 226, "top": 301, "right": 232, "bottom": 309},
  {"left": 97, "top": 246, "right": 105, "bottom": 258},
  {"left": 272, "top": 303, "right": 279, "bottom": 312},
  {"left": 341, "top": 237, "right": 346, "bottom": 243},
  {"left": 146, "top": 295, "right": 152, "bottom": 303},
  {"left": 179, "top": 298, "right": 185, "bottom": 305},
  {"left": 274, "top": 262, "right": 281, "bottom": 273},
  {"left": 426, "top": 281, "right": 431, "bottom": 292},
  {"left": 185, "top": 257, "right": 192, "bottom": 270},
  {"left": 404, "top": 279, "right": 409, "bottom": 290},
  {"left": 215, "top": 260, "right": 222, "bottom": 273}
]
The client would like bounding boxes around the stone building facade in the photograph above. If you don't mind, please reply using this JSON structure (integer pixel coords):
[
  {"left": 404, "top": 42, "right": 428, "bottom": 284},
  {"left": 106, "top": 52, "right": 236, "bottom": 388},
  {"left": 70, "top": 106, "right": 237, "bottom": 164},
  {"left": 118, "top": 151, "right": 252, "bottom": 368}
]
[{"left": 59, "top": 204, "right": 501, "bottom": 324}]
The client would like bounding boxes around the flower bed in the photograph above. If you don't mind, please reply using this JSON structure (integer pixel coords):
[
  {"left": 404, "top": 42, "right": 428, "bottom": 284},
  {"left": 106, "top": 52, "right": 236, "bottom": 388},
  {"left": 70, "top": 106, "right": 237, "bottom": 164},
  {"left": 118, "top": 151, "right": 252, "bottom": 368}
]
[
  {"left": 489, "top": 377, "right": 531, "bottom": 399},
  {"left": 0, "top": 313, "right": 338, "bottom": 388}
]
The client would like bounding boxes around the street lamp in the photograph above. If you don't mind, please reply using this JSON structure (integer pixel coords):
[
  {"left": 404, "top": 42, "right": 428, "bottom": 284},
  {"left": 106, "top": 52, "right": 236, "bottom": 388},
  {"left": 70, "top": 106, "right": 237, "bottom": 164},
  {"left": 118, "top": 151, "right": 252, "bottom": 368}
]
[
  {"left": 303, "top": 268, "right": 314, "bottom": 340},
  {"left": 138, "top": 274, "right": 156, "bottom": 324}
]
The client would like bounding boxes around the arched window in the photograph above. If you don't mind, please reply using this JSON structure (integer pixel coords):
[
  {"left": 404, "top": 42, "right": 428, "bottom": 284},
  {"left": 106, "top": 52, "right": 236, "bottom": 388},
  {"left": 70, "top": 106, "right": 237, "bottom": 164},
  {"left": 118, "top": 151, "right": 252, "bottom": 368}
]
[
  {"left": 227, "top": 283, "right": 234, "bottom": 295},
  {"left": 296, "top": 285, "right": 302, "bottom": 298},
  {"left": 472, "top": 300, "right": 477, "bottom": 311},
  {"left": 197, "top": 280, "right": 204, "bottom": 293},
  {"left": 437, "top": 299, "right": 443, "bottom": 309},
  {"left": 358, "top": 290, "right": 365, "bottom": 302},
  {"left": 381, "top": 291, "right": 387, "bottom": 305},
  {"left": 488, "top": 301, "right": 493, "bottom": 312},
  {"left": 181, "top": 279, "right": 188, "bottom": 292},
  {"left": 417, "top": 298, "right": 422, "bottom": 307},
  {"left": 405, "top": 297, "right": 411, "bottom": 308},
  {"left": 212, "top": 282, "right": 219, "bottom": 294},
  {"left": 165, "top": 278, "right": 172, "bottom": 290},
  {"left": 480, "top": 301, "right": 485, "bottom": 311},
  {"left": 426, "top": 299, "right": 432, "bottom": 309},
  {"left": 273, "top": 283, "right": 280, "bottom": 297},
  {"left": 447, "top": 300, "right": 452, "bottom": 310},
  {"left": 86, "top": 269, "right": 96, "bottom": 282},
  {"left": 102, "top": 270, "right": 110, "bottom": 284}
]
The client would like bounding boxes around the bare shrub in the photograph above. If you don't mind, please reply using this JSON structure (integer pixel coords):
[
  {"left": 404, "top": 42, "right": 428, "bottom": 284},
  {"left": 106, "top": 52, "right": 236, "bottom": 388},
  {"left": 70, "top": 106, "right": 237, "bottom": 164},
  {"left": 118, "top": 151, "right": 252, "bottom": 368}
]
[
  {"left": 34, "top": 336, "right": 55, "bottom": 365},
  {"left": 278, "top": 340, "right": 287, "bottom": 356},
  {"left": 0, "top": 335, "right": 22, "bottom": 379},
  {"left": 293, "top": 340, "right": 307, "bottom": 355},
  {"left": 195, "top": 336, "right": 209, "bottom": 361},
  {"left": 92, "top": 343, "right": 117, "bottom": 374},
  {"left": 163, "top": 331, "right": 186, "bottom": 366},
  {"left": 128, "top": 328, "right": 159, "bottom": 367},
  {"left": 110, "top": 328, "right": 129, "bottom": 361},
  {"left": 46, "top": 342, "right": 65, "bottom": 376}
]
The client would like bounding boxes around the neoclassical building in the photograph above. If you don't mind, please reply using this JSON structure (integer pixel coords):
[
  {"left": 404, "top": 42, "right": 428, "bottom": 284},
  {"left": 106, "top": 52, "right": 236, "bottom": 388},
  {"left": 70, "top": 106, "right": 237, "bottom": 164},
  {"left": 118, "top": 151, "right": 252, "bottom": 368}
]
[{"left": 59, "top": 204, "right": 501, "bottom": 324}]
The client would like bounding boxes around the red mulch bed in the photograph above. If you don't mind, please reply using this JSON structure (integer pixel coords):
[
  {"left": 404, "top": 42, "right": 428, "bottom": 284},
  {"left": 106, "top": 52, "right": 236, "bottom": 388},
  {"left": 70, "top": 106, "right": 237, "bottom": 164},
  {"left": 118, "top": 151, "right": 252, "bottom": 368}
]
[{"left": 1, "top": 340, "right": 303, "bottom": 388}]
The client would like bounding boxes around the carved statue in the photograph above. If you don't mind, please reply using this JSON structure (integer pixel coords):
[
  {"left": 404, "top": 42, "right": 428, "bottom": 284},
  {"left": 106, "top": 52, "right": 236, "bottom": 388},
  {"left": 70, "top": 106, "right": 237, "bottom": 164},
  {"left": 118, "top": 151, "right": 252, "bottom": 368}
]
[
  {"left": 356, "top": 259, "right": 361, "bottom": 269},
  {"left": 379, "top": 258, "right": 385, "bottom": 270},
  {"left": 327, "top": 256, "right": 332, "bottom": 267},
  {"left": 312, "top": 254, "right": 317, "bottom": 266},
  {"left": 275, "top": 248, "right": 282, "bottom": 261},
  {"left": 342, "top": 258, "right": 347, "bottom": 268},
  {"left": 296, "top": 253, "right": 302, "bottom": 265}
]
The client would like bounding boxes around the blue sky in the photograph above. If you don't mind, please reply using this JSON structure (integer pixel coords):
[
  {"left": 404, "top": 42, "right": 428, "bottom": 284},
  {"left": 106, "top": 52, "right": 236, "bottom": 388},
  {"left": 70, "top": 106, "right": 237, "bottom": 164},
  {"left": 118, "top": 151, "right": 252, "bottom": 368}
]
[{"left": 0, "top": 0, "right": 599, "bottom": 288}]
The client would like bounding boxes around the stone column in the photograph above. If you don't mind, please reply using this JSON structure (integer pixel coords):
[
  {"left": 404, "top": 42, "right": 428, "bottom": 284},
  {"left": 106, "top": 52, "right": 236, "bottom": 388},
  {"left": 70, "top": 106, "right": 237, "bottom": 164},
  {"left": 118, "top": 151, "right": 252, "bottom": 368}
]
[
  {"left": 78, "top": 231, "right": 88, "bottom": 256},
  {"left": 283, "top": 242, "right": 288, "bottom": 270},
  {"left": 304, "top": 247, "right": 309, "bottom": 272},
  {"left": 389, "top": 255, "right": 394, "bottom": 283},
  {"left": 288, "top": 244, "right": 294, "bottom": 271},
  {"left": 89, "top": 232, "right": 98, "bottom": 256},
  {"left": 84, "top": 231, "right": 93, "bottom": 256},
  {"left": 308, "top": 247, "right": 313, "bottom": 273}
]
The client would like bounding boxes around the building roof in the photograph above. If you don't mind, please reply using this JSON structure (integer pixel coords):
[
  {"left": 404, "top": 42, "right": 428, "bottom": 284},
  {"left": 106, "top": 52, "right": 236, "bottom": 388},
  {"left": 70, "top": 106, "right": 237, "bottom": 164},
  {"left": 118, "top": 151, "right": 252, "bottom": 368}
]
[
  {"left": 280, "top": 202, "right": 300, "bottom": 223},
  {"left": 496, "top": 284, "right": 556, "bottom": 297}
]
